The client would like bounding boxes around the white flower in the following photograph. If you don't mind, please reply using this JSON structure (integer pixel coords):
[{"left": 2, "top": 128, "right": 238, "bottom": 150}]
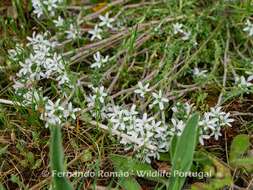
[
  {"left": 13, "top": 80, "right": 25, "bottom": 90},
  {"left": 27, "top": 32, "right": 54, "bottom": 49},
  {"left": 184, "top": 102, "right": 193, "bottom": 116},
  {"left": 90, "top": 52, "right": 109, "bottom": 68},
  {"left": 53, "top": 16, "right": 64, "bottom": 27},
  {"left": 199, "top": 112, "right": 218, "bottom": 130},
  {"left": 172, "top": 23, "right": 184, "bottom": 34},
  {"left": 88, "top": 25, "right": 102, "bottom": 41},
  {"left": 199, "top": 130, "right": 210, "bottom": 146},
  {"left": 63, "top": 102, "right": 81, "bottom": 120},
  {"left": 210, "top": 106, "right": 225, "bottom": 118},
  {"left": 91, "top": 86, "right": 108, "bottom": 104},
  {"left": 99, "top": 12, "right": 115, "bottom": 29},
  {"left": 66, "top": 24, "right": 81, "bottom": 40},
  {"left": 109, "top": 109, "right": 128, "bottom": 130},
  {"left": 243, "top": 19, "right": 253, "bottom": 37},
  {"left": 17, "top": 59, "right": 33, "bottom": 77},
  {"left": 172, "top": 106, "right": 178, "bottom": 113},
  {"left": 44, "top": 0, "right": 59, "bottom": 13},
  {"left": 45, "top": 114, "right": 62, "bottom": 128},
  {"left": 171, "top": 118, "right": 185, "bottom": 136},
  {"left": 235, "top": 76, "right": 252, "bottom": 87},
  {"left": 247, "top": 75, "right": 253, "bottom": 82},
  {"left": 210, "top": 127, "right": 222, "bottom": 140},
  {"left": 32, "top": 0, "right": 44, "bottom": 18},
  {"left": 45, "top": 99, "right": 64, "bottom": 114},
  {"left": 56, "top": 72, "right": 70, "bottom": 86},
  {"left": 182, "top": 31, "right": 191, "bottom": 41},
  {"left": 220, "top": 112, "right": 234, "bottom": 127},
  {"left": 136, "top": 113, "right": 154, "bottom": 135},
  {"left": 32, "top": 0, "right": 63, "bottom": 18},
  {"left": 193, "top": 67, "right": 208, "bottom": 77},
  {"left": 8, "top": 44, "right": 24, "bottom": 61},
  {"left": 134, "top": 82, "right": 150, "bottom": 97},
  {"left": 42, "top": 99, "right": 65, "bottom": 127},
  {"left": 150, "top": 90, "right": 169, "bottom": 110}
]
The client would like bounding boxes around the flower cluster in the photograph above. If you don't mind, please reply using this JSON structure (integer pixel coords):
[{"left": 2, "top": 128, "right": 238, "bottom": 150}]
[
  {"left": 41, "top": 99, "right": 80, "bottom": 128},
  {"left": 12, "top": 32, "right": 73, "bottom": 93},
  {"left": 9, "top": 32, "right": 80, "bottom": 128},
  {"left": 198, "top": 107, "right": 234, "bottom": 145},
  {"left": 171, "top": 103, "right": 234, "bottom": 145},
  {"left": 107, "top": 106, "right": 170, "bottom": 163},
  {"left": 86, "top": 85, "right": 170, "bottom": 163},
  {"left": 32, "top": 0, "right": 63, "bottom": 18}
]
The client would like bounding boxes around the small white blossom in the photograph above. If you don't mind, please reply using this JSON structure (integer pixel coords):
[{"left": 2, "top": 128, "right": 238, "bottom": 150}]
[
  {"left": 134, "top": 82, "right": 150, "bottom": 98},
  {"left": 8, "top": 44, "right": 24, "bottom": 61},
  {"left": 150, "top": 90, "right": 169, "bottom": 110},
  {"left": 66, "top": 24, "right": 81, "bottom": 40},
  {"left": 210, "top": 127, "right": 222, "bottom": 140},
  {"left": 171, "top": 118, "right": 185, "bottom": 136},
  {"left": 235, "top": 76, "right": 252, "bottom": 88},
  {"left": 31, "top": 0, "right": 44, "bottom": 18},
  {"left": 193, "top": 67, "right": 208, "bottom": 77},
  {"left": 172, "top": 23, "right": 184, "bottom": 34},
  {"left": 90, "top": 86, "right": 108, "bottom": 104},
  {"left": 99, "top": 12, "right": 115, "bottom": 29},
  {"left": 220, "top": 113, "right": 234, "bottom": 127},
  {"left": 32, "top": 0, "right": 63, "bottom": 18},
  {"left": 53, "top": 16, "right": 64, "bottom": 27},
  {"left": 247, "top": 75, "right": 253, "bottom": 82},
  {"left": 90, "top": 52, "right": 109, "bottom": 68},
  {"left": 63, "top": 102, "right": 81, "bottom": 120},
  {"left": 88, "top": 25, "right": 102, "bottom": 41},
  {"left": 199, "top": 129, "right": 211, "bottom": 146},
  {"left": 199, "top": 112, "right": 218, "bottom": 130},
  {"left": 136, "top": 113, "right": 154, "bottom": 134},
  {"left": 243, "top": 19, "right": 253, "bottom": 37},
  {"left": 209, "top": 107, "right": 225, "bottom": 118},
  {"left": 182, "top": 31, "right": 191, "bottom": 41}
]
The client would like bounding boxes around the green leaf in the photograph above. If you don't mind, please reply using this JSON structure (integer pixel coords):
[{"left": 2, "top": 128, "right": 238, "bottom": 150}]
[
  {"left": 191, "top": 153, "right": 232, "bottom": 190},
  {"left": 229, "top": 134, "right": 250, "bottom": 162},
  {"left": 0, "top": 183, "right": 6, "bottom": 190},
  {"left": 110, "top": 154, "right": 166, "bottom": 184},
  {"left": 168, "top": 113, "right": 199, "bottom": 190},
  {"left": 119, "top": 177, "right": 142, "bottom": 190},
  {"left": 232, "top": 157, "right": 253, "bottom": 167},
  {"left": 10, "top": 175, "right": 28, "bottom": 190},
  {"left": 169, "top": 135, "right": 178, "bottom": 160},
  {"left": 0, "top": 145, "right": 8, "bottom": 157},
  {"left": 50, "top": 126, "right": 73, "bottom": 190}
]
